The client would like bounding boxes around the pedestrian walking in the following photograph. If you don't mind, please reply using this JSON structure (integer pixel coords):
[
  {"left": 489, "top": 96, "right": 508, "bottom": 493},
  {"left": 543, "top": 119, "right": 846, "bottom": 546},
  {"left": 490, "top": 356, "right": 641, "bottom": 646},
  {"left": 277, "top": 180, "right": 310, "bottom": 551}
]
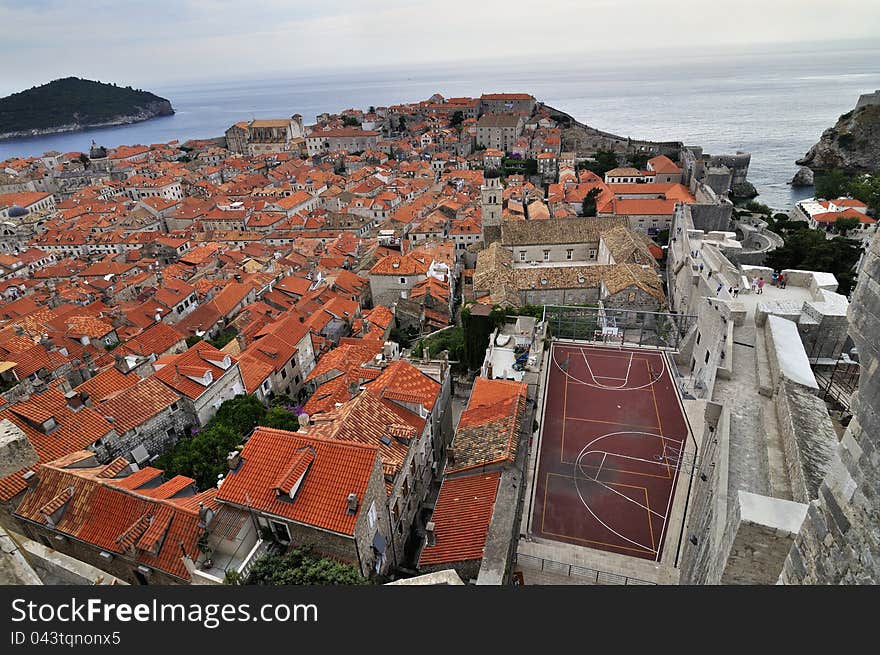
[
  {"left": 778, "top": 273, "right": 786, "bottom": 289},
  {"left": 716, "top": 282, "right": 723, "bottom": 295},
  {"left": 771, "top": 272, "right": 778, "bottom": 286},
  {"left": 757, "top": 277, "right": 765, "bottom": 294},
  {"left": 751, "top": 277, "right": 758, "bottom": 294},
  {"left": 733, "top": 285, "right": 740, "bottom": 298}
]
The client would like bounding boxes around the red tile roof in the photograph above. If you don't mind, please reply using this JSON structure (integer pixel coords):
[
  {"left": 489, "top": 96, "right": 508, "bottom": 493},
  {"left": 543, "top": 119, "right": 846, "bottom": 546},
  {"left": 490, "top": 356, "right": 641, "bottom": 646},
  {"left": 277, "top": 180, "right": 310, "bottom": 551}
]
[
  {"left": 14, "top": 451, "right": 216, "bottom": 581},
  {"left": 418, "top": 472, "right": 500, "bottom": 566},
  {"left": 448, "top": 378, "right": 527, "bottom": 475},
  {"left": 216, "top": 427, "right": 379, "bottom": 536},
  {"left": 152, "top": 341, "right": 238, "bottom": 399},
  {"left": 97, "top": 377, "right": 182, "bottom": 434},
  {"left": 75, "top": 368, "right": 139, "bottom": 402},
  {"left": 0, "top": 390, "right": 116, "bottom": 501},
  {"left": 367, "top": 360, "right": 440, "bottom": 410}
]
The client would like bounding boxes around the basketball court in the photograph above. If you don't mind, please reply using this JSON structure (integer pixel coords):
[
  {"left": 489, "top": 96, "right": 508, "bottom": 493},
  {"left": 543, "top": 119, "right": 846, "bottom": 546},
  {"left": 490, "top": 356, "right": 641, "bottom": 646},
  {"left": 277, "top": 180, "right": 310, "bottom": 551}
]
[{"left": 530, "top": 340, "right": 690, "bottom": 561}]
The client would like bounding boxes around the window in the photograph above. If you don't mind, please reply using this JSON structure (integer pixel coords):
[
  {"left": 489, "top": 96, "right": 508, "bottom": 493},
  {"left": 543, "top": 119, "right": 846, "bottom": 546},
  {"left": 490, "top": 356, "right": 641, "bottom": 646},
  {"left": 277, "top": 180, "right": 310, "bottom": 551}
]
[
  {"left": 566, "top": 249, "right": 573, "bottom": 260},
  {"left": 696, "top": 332, "right": 701, "bottom": 345},
  {"left": 589, "top": 249, "right": 597, "bottom": 259},
  {"left": 368, "top": 501, "right": 377, "bottom": 530},
  {"left": 270, "top": 520, "right": 291, "bottom": 543},
  {"left": 171, "top": 402, "right": 178, "bottom": 411},
  {"left": 543, "top": 250, "right": 550, "bottom": 261},
  {"left": 519, "top": 251, "right": 526, "bottom": 261},
  {"left": 402, "top": 477, "right": 409, "bottom": 498},
  {"left": 399, "top": 277, "right": 407, "bottom": 284},
  {"left": 280, "top": 369, "right": 287, "bottom": 379},
  {"left": 705, "top": 350, "right": 710, "bottom": 364}
]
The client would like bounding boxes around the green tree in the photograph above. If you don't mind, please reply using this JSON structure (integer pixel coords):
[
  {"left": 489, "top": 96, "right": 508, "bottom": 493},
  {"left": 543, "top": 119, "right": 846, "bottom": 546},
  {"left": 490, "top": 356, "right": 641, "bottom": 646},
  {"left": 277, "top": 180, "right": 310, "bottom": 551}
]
[
  {"left": 449, "top": 110, "right": 463, "bottom": 127},
  {"left": 398, "top": 115, "right": 406, "bottom": 132},
  {"left": 834, "top": 216, "right": 860, "bottom": 235},
  {"left": 246, "top": 546, "right": 369, "bottom": 585},
  {"left": 814, "top": 169, "right": 850, "bottom": 200},
  {"left": 461, "top": 305, "right": 491, "bottom": 371},
  {"left": 627, "top": 152, "right": 650, "bottom": 169},
  {"left": 765, "top": 227, "right": 861, "bottom": 295},
  {"left": 213, "top": 394, "right": 268, "bottom": 436},
  {"left": 744, "top": 200, "right": 772, "bottom": 216},
  {"left": 262, "top": 406, "right": 300, "bottom": 431},
  {"left": 342, "top": 115, "right": 360, "bottom": 127},
  {"left": 577, "top": 149, "right": 619, "bottom": 177},
  {"left": 581, "top": 187, "right": 602, "bottom": 217},
  {"left": 847, "top": 173, "right": 880, "bottom": 214}
]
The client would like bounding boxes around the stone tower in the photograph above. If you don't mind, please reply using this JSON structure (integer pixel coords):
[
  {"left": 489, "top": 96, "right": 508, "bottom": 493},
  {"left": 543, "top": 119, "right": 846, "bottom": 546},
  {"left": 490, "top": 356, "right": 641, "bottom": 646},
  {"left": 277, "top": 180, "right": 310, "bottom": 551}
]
[
  {"left": 779, "top": 228, "right": 880, "bottom": 584},
  {"left": 481, "top": 170, "right": 503, "bottom": 245}
]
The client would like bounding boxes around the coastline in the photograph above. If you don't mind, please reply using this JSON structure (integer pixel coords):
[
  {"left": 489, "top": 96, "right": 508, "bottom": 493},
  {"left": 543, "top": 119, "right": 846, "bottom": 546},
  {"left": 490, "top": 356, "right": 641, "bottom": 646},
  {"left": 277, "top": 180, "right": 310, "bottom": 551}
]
[{"left": 0, "top": 105, "right": 175, "bottom": 142}]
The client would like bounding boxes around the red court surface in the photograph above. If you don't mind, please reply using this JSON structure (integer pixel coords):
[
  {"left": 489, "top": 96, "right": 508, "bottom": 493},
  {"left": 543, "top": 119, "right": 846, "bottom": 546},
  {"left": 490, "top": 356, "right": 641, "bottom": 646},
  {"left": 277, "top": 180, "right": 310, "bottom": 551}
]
[{"left": 530, "top": 342, "right": 689, "bottom": 561}]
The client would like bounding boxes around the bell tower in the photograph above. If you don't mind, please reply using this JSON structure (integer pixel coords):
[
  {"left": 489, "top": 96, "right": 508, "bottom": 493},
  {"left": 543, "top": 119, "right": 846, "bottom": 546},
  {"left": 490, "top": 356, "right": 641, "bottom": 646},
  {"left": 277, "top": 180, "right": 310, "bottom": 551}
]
[{"left": 481, "top": 170, "right": 502, "bottom": 245}]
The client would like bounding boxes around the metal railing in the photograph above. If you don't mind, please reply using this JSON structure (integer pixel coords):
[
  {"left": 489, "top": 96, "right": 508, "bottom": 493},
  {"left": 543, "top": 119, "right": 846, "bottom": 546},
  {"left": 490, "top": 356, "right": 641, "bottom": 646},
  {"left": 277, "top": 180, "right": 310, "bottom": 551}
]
[{"left": 514, "top": 553, "right": 655, "bottom": 585}]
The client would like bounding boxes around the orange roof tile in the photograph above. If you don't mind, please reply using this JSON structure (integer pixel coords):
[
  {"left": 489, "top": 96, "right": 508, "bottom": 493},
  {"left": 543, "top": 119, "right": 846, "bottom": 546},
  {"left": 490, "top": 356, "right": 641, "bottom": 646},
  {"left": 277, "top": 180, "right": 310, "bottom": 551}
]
[
  {"left": 418, "top": 472, "right": 500, "bottom": 566},
  {"left": 216, "top": 428, "right": 379, "bottom": 536}
]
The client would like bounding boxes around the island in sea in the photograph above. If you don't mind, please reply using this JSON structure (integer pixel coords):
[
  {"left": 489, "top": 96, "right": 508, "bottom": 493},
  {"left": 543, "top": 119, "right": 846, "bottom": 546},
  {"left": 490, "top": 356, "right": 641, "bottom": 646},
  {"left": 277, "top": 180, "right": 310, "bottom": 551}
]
[{"left": 0, "top": 77, "right": 174, "bottom": 141}]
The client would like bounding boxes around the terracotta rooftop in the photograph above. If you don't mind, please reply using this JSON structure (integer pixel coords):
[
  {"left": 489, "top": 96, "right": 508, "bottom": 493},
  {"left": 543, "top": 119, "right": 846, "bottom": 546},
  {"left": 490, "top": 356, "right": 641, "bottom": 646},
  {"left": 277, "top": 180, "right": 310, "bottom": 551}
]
[
  {"left": 418, "top": 472, "right": 501, "bottom": 566},
  {"left": 216, "top": 427, "right": 379, "bottom": 536}
]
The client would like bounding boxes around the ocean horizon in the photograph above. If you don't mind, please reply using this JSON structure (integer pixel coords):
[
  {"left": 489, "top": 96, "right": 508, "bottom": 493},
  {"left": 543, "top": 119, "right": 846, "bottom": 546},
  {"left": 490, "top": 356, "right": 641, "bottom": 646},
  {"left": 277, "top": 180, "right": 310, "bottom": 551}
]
[{"left": 3, "top": 44, "right": 879, "bottom": 210}]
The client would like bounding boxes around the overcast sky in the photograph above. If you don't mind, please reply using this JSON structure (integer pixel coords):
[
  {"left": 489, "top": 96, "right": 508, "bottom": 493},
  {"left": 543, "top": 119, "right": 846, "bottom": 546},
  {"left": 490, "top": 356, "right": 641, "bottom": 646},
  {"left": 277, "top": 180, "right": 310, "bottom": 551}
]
[{"left": 1, "top": 0, "right": 878, "bottom": 95}]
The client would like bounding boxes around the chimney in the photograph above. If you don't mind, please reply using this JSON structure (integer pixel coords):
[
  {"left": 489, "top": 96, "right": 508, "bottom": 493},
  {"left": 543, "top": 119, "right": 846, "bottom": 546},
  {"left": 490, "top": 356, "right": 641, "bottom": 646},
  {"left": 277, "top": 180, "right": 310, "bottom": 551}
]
[
  {"left": 64, "top": 390, "right": 83, "bottom": 411},
  {"left": 447, "top": 447, "right": 455, "bottom": 466},
  {"left": 227, "top": 450, "right": 241, "bottom": 472},
  {"left": 298, "top": 413, "right": 310, "bottom": 428},
  {"left": 80, "top": 391, "right": 92, "bottom": 408},
  {"left": 425, "top": 521, "right": 436, "bottom": 546},
  {"left": 22, "top": 470, "right": 37, "bottom": 490},
  {"left": 346, "top": 492, "right": 359, "bottom": 515}
]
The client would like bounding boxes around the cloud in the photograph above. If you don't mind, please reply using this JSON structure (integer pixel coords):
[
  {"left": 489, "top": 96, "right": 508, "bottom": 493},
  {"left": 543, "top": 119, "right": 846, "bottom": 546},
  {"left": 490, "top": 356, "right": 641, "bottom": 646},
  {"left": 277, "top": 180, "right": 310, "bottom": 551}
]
[{"left": 1, "top": 0, "right": 878, "bottom": 94}]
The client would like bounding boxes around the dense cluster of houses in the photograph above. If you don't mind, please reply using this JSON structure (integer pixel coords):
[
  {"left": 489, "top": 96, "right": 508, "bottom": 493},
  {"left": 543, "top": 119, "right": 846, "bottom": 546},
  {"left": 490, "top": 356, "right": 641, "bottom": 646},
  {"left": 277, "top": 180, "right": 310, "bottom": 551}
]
[{"left": 0, "top": 91, "right": 715, "bottom": 585}]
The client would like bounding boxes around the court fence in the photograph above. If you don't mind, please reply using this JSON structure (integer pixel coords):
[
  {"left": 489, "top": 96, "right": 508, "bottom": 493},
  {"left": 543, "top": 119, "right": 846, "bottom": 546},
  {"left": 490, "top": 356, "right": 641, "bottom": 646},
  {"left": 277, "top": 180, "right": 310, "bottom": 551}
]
[
  {"left": 514, "top": 553, "right": 656, "bottom": 585},
  {"left": 541, "top": 304, "right": 696, "bottom": 351}
]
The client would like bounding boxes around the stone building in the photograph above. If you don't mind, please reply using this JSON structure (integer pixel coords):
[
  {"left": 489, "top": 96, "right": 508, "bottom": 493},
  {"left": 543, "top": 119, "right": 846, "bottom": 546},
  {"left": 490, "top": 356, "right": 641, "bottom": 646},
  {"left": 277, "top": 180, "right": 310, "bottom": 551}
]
[
  {"left": 151, "top": 342, "right": 246, "bottom": 427},
  {"left": 206, "top": 428, "right": 393, "bottom": 580},
  {"left": 13, "top": 450, "right": 216, "bottom": 585},
  {"left": 305, "top": 128, "right": 381, "bottom": 156},
  {"left": 479, "top": 93, "right": 536, "bottom": 116},
  {"left": 418, "top": 377, "right": 529, "bottom": 583},
  {"left": 94, "top": 377, "right": 193, "bottom": 466},
  {"left": 481, "top": 172, "right": 503, "bottom": 245},
  {"left": 472, "top": 217, "right": 665, "bottom": 312},
  {"left": 475, "top": 113, "right": 525, "bottom": 152}
]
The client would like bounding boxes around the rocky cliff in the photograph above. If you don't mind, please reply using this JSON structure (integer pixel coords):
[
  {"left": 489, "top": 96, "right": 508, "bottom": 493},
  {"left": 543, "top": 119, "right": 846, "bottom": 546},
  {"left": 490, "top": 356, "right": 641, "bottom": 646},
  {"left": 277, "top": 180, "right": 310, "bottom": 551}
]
[{"left": 797, "top": 103, "right": 880, "bottom": 173}]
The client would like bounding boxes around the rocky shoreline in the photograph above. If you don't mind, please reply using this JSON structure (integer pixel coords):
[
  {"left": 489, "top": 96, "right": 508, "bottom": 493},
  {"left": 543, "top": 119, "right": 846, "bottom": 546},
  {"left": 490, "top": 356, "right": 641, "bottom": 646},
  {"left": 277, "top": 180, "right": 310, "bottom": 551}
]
[{"left": 0, "top": 100, "right": 174, "bottom": 142}]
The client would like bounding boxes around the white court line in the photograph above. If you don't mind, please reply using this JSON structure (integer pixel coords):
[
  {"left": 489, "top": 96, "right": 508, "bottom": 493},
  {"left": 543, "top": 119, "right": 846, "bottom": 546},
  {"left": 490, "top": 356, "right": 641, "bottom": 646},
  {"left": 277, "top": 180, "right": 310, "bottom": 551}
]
[
  {"left": 571, "top": 430, "right": 686, "bottom": 555},
  {"left": 552, "top": 346, "right": 666, "bottom": 392},
  {"left": 595, "top": 452, "right": 607, "bottom": 478}
]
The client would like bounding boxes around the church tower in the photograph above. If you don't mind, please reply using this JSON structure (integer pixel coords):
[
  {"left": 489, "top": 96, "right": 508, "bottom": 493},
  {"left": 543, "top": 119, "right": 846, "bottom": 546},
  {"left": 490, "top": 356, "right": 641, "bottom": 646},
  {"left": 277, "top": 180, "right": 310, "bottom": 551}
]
[{"left": 481, "top": 170, "right": 503, "bottom": 245}]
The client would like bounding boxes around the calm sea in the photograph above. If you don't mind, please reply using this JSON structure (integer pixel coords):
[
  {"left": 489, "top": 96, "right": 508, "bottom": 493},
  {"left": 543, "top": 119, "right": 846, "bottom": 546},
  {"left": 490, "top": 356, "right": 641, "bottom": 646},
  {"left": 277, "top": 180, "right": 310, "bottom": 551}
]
[{"left": 3, "top": 46, "right": 879, "bottom": 210}]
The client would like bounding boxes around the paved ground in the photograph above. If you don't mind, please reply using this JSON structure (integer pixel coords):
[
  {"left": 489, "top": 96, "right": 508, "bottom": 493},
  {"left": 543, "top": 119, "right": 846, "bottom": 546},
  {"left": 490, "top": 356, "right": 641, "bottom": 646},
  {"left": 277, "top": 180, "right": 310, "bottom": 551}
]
[{"left": 531, "top": 343, "right": 689, "bottom": 561}]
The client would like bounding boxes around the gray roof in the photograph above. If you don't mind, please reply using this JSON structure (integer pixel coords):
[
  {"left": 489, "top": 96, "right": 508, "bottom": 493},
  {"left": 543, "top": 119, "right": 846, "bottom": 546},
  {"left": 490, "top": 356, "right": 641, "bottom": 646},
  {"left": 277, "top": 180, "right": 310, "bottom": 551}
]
[{"left": 501, "top": 216, "right": 628, "bottom": 246}]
